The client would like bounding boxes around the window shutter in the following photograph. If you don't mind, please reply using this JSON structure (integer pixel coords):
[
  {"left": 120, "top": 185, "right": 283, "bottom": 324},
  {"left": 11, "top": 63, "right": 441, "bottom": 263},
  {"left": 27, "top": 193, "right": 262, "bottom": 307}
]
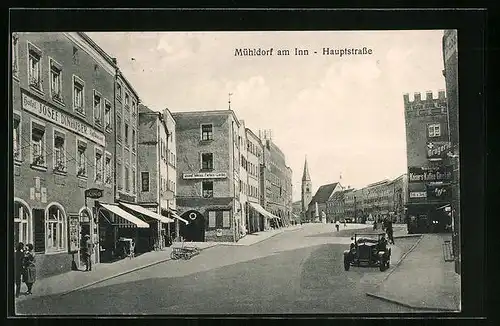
[
  {"left": 33, "top": 208, "right": 45, "bottom": 253},
  {"left": 215, "top": 210, "right": 224, "bottom": 228}
]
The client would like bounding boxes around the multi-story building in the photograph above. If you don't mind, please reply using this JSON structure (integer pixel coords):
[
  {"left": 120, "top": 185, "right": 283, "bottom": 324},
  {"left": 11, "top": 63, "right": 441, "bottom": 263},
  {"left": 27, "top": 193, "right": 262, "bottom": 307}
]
[
  {"left": 237, "top": 120, "right": 249, "bottom": 236},
  {"left": 261, "top": 133, "right": 292, "bottom": 227},
  {"left": 173, "top": 110, "right": 258, "bottom": 242},
  {"left": 442, "top": 29, "right": 460, "bottom": 273},
  {"left": 245, "top": 127, "right": 264, "bottom": 233},
  {"left": 306, "top": 182, "right": 343, "bottom": 223},
  {"left": 326, "top": 190, "right": 346, "bottom": 223},
  {"left": 387, "top": 174, "right": 408, "bottom": 223},
  {"left": 12, "top": 32, "right": 116, "bottom": 277},
  {"left": 404, "top": 90, "right": 452, "bottom": 233},
  {"left": 285, "top": 166, "right": 293, "bottom": 223},
  {"left": 291, "top": 200, "right": 302, "bottom": 223},
  {"left": 362, "top": 179, "right": 392, "bottom": 221}
]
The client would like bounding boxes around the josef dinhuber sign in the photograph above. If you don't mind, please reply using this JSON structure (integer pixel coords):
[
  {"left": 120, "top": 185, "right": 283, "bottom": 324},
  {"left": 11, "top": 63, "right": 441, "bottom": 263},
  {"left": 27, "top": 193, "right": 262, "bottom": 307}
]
[
  {"left": 408, "top": 166, "right": 453, "bottom": 183},
  {"left": 427, "top": 141, "right": 452, "bottom": 159},
  {"left": 22, "top": 93, "right": 105, "bottom": 147},
  {"left": 183, "top": 172, "right": 227, "bottom": 179}
]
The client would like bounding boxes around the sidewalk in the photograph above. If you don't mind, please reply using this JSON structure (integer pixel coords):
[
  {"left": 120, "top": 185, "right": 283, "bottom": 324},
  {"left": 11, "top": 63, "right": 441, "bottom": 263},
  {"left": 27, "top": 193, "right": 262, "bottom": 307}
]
[
  {"left": 366, "top": 233, "right": 461, "bottom": 311},
  {"left": 218, "top": 224, "right": 304, "bottom": 247},
  {"left": 15, "top": 243, "right": 218, "bottom": 302}
]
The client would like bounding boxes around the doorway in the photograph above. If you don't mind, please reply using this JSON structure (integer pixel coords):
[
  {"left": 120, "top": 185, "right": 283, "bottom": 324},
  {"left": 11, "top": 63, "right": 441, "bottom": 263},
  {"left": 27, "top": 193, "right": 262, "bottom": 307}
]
[{"left": 179, "top": 210, "right": 205, "bottom": 242}]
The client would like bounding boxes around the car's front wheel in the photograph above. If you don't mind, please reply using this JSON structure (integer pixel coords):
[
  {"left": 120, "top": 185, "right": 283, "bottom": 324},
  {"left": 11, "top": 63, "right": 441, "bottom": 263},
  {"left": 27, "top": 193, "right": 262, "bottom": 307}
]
[
  {"left": 344, "top": 258, "right": 350, "bottom": 271},
  {"left": 380, "top": 260, "right": 386, "bottom": 271}
]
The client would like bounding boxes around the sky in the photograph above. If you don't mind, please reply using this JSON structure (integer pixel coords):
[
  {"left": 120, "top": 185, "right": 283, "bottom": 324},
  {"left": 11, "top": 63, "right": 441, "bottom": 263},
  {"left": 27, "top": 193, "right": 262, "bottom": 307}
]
[{"left": 87, "top": 30, "right": 446, "bottom": 202}]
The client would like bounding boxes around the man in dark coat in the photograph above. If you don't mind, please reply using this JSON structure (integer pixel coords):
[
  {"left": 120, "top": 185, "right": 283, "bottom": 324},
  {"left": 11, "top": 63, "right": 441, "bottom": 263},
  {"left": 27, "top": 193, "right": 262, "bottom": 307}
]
[
  {"left": 386, "top": 219, "right": 395, "bottom": 244},
  {"left": 15, "top": 242, "right": 24, "bottom": 298},
  {"left": 82, "top": 235, "right": 93, "bottom": 271}
]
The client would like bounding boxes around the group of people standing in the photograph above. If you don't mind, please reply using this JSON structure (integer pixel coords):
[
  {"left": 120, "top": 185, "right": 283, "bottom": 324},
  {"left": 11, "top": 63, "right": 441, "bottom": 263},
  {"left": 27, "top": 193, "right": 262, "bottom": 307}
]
[
  {"left": 373, "top": 217, "right": 395, "bottom": 244},
  {"left": 14, "top": 242, "right": 36, "bottom": 298}
]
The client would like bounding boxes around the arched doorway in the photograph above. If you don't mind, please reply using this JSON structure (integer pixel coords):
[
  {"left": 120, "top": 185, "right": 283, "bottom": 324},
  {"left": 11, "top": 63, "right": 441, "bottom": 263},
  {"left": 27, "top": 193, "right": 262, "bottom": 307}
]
[
  {"left": 78, "top": 207, "right": 92, "bottom": 266},
  {"left": 45, "top": 203, "right": 66, "bottom": 253},
  {"left": 14, "top": 199, "right": 32, "bottom": 246},
  {"left": 179, "top": 210, "right": 205, "bottom": 242}
]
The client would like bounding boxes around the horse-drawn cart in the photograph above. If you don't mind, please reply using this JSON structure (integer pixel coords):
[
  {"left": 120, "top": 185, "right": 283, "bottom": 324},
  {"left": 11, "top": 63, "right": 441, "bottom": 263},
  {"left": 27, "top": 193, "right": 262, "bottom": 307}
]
[{"left": 170, "top": 241, "right": 201, "bottom": 260}]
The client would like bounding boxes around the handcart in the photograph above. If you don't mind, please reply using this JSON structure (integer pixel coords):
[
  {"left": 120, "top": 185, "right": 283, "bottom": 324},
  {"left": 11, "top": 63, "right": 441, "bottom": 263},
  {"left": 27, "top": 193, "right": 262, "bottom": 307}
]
[
  {"left": 117, "top": 237, "right": 135, "bottom": 259},
  {"left": 170, "top": 241, "right": 201, "bottom": 260}
]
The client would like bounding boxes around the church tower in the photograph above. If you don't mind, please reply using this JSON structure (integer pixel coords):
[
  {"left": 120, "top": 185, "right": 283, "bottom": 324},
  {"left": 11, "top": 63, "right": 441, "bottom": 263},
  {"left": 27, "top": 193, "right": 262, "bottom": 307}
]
[{"left": 301, "top": 156, "right": 312, "bottom": 218}]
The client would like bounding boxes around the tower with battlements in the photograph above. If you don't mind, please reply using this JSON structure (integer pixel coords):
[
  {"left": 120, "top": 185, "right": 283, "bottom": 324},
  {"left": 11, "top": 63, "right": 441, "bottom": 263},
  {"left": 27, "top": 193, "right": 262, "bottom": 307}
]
[{"left": 301, "top": 156, "right": 312, "bottom": 220}]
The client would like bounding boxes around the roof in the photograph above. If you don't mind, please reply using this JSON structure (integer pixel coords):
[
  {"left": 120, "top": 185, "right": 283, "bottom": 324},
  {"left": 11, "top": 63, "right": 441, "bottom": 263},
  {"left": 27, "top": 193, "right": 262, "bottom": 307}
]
[
  {"left": 310, "top": 183, "right": 339, "bottom": 205},
  {"left": 302, "top": 156, "right": 311, "bottom": 181},
  {"left": 172, "top": 109, "right": 241, "bottom": 128},
  {"left": 138, "top": 104, "right": 155, "bottom": 114}
]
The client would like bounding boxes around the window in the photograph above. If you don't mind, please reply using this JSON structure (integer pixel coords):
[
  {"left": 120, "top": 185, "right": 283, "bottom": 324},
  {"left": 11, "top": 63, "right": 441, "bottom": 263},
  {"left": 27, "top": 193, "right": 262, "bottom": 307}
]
[
  {"left": 173, "top": 154, "right": 176, "bottom": 167},
  {"left": 208, "top": 211, "right": 216, "bottom": 228},
  {"left": 125, "top": 93, "right": 130, "bottom": 107},
  {"left": 124, "top": 123, "right": 129, "bottom": 146},
  {"left": 95, "top": 148, "right": 103, "bottom": 182},
  {"left": 28, "top": 45, "right": 42, "bottom": 91},
  {"left": 201, "top": 153, "right": 214, "bottom": 170},
  {"left": 132, "top": 129, "right": 136, "bottom": 151},
  {"left": 73, "top": 76, "right": 85, "bottom": 115},
  {"left": 93, "top": 90, "right": 102, "bottom": 124},
  {"left": 53, "top": 130, "right": 66, "bottom": 173},
  {"left": 202, "top": 181, "right": 213, "bottom": 198},
  {"left": 116, "top": 115, "right": 122, "bottom": 142},
  {"left": 201, "top": 124, "right": 213, "bottom": 141},
  {"left": 13, "top": 113, "right": 21, "bottom": 161},
  {"left": 76, "top": 140, "right": 87, "bottom": 177},
  {"left": 46, "top": 205, "right": 66, "bottom": 253},
  {"left": 49, "top": 59, "right": 63, "bottom": 102},
  {"left": 14, "top": 201, "right": 31, "bottom": 245},
  {"left": 117, "top": 162, "right": 122, "bottom": 190},
  {"left": 104, "top": 100, "right": 112, "bottom": 130},
  {"left": 105, "top": 153, "right": 112, "bottom": 184},
  {"left": 31, "top": 121, "right": 46, "bottom": 167},
  {"left": 132, "top": 101, "right": 137, "bottom": 116},
  {"left": 125, "top": 166, "right": 130, "bottom": 192},
  {"left": 223, "top": 211, "right": 230, "bottom": 228},
  {"left": 428, "top": 123, "right": 441, "bottom": 137},
  {"left": 132, "top": 168, "right": 136, "bottom": 193},
  {"left": 117, "top": 83, "right": 122, "bottom": 99},
  {"left": 141, "top": 172, "right": 150, "bottom": 192},
  {"left": 12, "top": 34, "right": 19, "bottom": 77}
]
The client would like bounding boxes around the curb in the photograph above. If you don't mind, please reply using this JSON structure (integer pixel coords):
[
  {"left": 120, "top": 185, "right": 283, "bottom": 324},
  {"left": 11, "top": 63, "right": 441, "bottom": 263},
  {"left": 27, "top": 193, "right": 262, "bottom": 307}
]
[
  {"left": 378, "top": 234, "right": 423, "bottom": 284},
  {"left": 394, "top": 234, "right": 423, "bottom": 239},
  {"left": 220, "top": 230, "right": 284, "bottom": 247},
  {"left": 365, "top": 292, "right": 458, "bottom": 312},
  {"left": 60, "top": 244, "right": 219, "bottom": 297}
]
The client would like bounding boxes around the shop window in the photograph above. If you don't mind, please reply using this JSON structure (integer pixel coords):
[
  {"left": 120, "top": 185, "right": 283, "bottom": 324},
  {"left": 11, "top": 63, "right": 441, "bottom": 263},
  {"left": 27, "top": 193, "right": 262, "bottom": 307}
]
[
  {"left": 53, "top": 130, "right": 66, "bottom": 173},
  {"left": 202, "top": 181, "right": 213, "bottom": 198},
  {"left": 104, "top": 100, "right": 112, "bottom": 131},
  {"left": 28, "top": 45, "right": 42, "bottom": 91},
  {"left": 46, "top": 205, "right": 66, "bottom": 253},
  {"left": 95, "top": 147, "right": 103, "bottom": 182},
  {"left": 201, "top": 153, "right": 213, "bottom": 170},
  {"left": 125, "top": 165, "right": 130, "bottom": 192},
  {"left": 105, "top": 153, "right": 112, "bottom": 184},
  {"left": 14, "top": 201, "right": 31, "bottom": 246},
  {"left": 93, "top": 90, "right": 102, "bottom": 125},
  {"left": 12, "top": 34, "right": 19, "bottom": 78},
  {"left": 141, "top": 172, "right": 149, "bottom": 192},
  {"left": 13, "top": 113, "right": 21, "bottom": 162},
  {"left": 428, "top": 123, "right": 441, "bottom": 138},
  {"left": 50, "top": 58, "right": 63, "bottom": 103},
  {"left": 73, "top": 76, "right": 85, "bottom": 115},
  {"left": 31, "top": 121, "right": 46, "bottom": 168},
  {"left": 77, "top": 140, "right": 87, "bottom": 178},
  {"left": 201, "top": 124, "right": 213, "bottom": 141}
]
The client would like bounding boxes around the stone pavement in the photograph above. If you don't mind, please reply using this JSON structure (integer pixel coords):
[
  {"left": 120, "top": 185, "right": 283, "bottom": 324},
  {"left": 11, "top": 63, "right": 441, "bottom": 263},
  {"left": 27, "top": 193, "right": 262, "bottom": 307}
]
[
  {"left": 366, "top": 233, "right": 461, "bottom": 311},
  {"left": 15, "top": 242, "right": 217, "bottom": 302}
]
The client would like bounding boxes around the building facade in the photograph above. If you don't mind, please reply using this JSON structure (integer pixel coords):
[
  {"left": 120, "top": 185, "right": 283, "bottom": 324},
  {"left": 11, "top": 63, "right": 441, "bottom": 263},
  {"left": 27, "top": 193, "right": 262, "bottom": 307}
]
[
  {"left": 362, "top": 180, "right": 392, "bottom": 222},
  {"left": 245, "top": 127, "right": 264, "bottom": 233},
  {"left": 404, "top": 90, "right": 453, "bottom": 233},
  {"left": 306, "top": 183, "right": 343, "bottom": 223},
  {"left": 237, "top": 120, "right": 249, "bottom": 237},
  {"left": 173, "top": 110, "right": 245, "bottom": 242},
  {"left": 387, "top": 174, "right": 408, "bottom": 223},
  {"left": 12, "top": 32, "right": 116, "bottom": 277}
]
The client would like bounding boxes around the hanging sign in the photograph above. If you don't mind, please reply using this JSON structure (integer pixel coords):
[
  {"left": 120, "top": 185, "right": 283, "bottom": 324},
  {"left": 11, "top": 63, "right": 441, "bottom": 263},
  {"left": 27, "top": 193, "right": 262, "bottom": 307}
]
[
  {"left": 408, "top": 166, "right": 453, "bottom": 183},
  {"left": 85, "top": 188, "right": 103, "bottom": 199},
  {"left": 427, "top": 142, "right": 452, "bottom": 159}
]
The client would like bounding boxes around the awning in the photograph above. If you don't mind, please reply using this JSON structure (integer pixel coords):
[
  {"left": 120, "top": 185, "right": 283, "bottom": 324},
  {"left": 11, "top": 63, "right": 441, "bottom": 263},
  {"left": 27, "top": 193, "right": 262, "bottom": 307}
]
[
  {"left": 248, "top": 202, "right": 280, "bottom": 220},
  {"left": 99, "top": 203, "right": 149, "bottom": 228},
  {"left": 120, "top": 202, "right": 174, "bottom": 224},
  {"left": 171, "top": 212, "right": 189, "bottom": 225}
]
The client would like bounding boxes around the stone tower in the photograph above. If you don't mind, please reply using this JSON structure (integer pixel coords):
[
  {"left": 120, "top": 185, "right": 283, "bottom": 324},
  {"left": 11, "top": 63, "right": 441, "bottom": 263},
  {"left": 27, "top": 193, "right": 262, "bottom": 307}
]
[{"left": 301, "top": 156, "right": 312, "bottom": 218}]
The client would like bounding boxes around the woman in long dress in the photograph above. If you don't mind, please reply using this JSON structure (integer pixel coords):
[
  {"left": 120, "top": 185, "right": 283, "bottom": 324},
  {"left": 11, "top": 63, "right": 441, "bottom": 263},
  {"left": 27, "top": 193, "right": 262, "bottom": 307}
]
[{"left": 23, "top": 243, "right": 36, "bottom": 295}]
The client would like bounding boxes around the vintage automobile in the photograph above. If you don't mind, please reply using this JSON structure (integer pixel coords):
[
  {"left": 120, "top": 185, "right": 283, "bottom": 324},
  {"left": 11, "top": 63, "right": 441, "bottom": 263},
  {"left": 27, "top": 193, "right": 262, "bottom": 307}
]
[{"left": 343, "top": 233, "right": 391, "bottom": 271}]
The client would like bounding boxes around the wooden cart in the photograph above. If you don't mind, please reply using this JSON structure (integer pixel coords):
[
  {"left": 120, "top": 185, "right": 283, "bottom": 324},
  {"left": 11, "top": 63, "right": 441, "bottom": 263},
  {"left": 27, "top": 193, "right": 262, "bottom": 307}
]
[{"left": 170, "top": 242, "right": 200, "bottom": 260}]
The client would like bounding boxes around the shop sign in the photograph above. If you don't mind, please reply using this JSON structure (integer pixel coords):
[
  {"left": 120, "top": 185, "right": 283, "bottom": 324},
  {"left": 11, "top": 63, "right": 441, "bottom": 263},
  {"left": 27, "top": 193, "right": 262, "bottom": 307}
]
[
  {"left": 22, "top": 93, "right": 105, "bottom": 147},
  {"left": 408, "top": 166, "right": 453, "bottom": 183},
  {"left": 427, "top": 141, "right": 452, "bottom": 159},
  {"left": 426, "top": 184, "right": 452, "bottom": 200},
  {"left": 409, "top": 192, "right": 427, "bottom": 198},
  {"left": 183, "top": 172, "right": 227, "bottom": 179},
  {"left": 85, "top": 188, "right": 103, "bottom": 199}
]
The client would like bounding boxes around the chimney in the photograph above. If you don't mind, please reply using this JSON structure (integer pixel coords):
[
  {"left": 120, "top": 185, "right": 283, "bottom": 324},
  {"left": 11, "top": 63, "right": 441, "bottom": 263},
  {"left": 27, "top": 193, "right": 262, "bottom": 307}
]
[
  {"left": 413, "top": 92, "right": 421, "bottom": 102},
  {"left": 403, "top": 93, "right": 410, "bottom": 104},
  {"left": 425, "top": 91, "right": 433, "bottom": 101},
  {"left": 438, "top": 89, "right": 446, "bottom": 99}
]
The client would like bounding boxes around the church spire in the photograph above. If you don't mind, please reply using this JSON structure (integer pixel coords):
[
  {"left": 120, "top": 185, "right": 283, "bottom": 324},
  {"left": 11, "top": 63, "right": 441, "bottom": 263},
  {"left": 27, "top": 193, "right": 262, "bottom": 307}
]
[{"left": 302, "top": 156, "right": 311, "bottom": 181}]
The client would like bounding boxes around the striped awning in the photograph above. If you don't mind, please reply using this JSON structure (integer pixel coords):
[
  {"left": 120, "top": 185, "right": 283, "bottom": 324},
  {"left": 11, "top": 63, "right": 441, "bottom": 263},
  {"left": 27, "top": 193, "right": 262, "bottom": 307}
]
[
  {"left": 99, "top": 203, "right": 149, "bottom": 228},
  {"left": 248, "top": 202, "right": 281, "bottom": 220},
  {"left": 120, "top": 202, "right": 174, "bottom": 224}
]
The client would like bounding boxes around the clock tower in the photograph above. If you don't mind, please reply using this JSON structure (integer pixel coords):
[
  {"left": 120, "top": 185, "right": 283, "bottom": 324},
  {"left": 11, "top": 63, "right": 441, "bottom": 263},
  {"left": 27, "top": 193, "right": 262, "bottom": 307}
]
[{"left": 301, "top": 156, "right": 312, "bottom": 220}]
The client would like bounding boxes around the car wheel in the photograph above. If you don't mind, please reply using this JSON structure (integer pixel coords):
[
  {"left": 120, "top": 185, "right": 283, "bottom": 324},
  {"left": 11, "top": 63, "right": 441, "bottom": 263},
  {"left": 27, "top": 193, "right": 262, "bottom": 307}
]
[
  {"left": 344, "top": 258, "right": 350, "bottom": 271},
  {"left": 387, "top": 260, "right": 390, "bottom": 268},
  {"left": 380, "top": 261, "right": 386, "bottom": 271}
]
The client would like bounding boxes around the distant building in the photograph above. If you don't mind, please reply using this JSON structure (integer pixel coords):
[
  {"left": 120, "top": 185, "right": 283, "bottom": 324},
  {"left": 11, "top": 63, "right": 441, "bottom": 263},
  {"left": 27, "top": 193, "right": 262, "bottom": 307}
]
[
  {"left": 292, "top": 200, "right": 302, "bottom": 222},
  {"left": 404, "top": 90, "right": 452, "bottom": 232},
  {"left": 301, "top": 156, "right": 312, "bottom": 221},
  {"left": 306, "top": 183, "right": 343, "bottom": 223}
]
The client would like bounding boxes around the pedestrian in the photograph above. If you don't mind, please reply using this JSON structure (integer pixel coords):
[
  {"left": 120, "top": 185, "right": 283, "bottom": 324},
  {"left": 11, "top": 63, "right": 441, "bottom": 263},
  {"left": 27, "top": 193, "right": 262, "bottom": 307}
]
[
  {"left": 22, "top": 243, "right": 36, "bottom": 295},
  {"left": 82, "top": 234, "right": 93, "bottom": 271},
  {"left": 344, "top": 219, "right": 347, "bottom": 228},
  {"left": 386, "top": 219, "right": 395, "bottom": 245},
  {"left": 129, "top": 239, "right": 135, "bottom": 258},
  {"left": 335, "top": 220, "right": 340, "bottom": 232},
  {"left": 373, "top": 220, "right": 378, "bottom": 230},
  {"left": 14, "top": 242, "right": 24, "bottom": 298}
]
